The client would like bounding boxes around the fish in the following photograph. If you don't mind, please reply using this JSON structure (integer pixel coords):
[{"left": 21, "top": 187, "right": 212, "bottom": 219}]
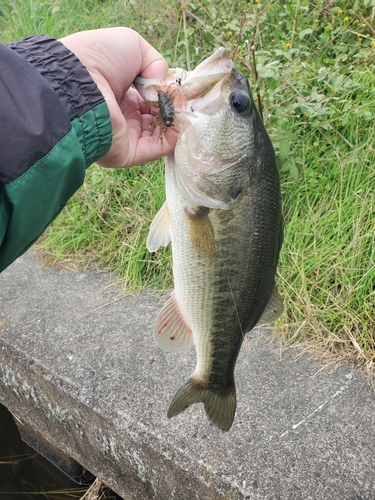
[{"left": 134, "top": 48, "right": 283, "bottom": 431}]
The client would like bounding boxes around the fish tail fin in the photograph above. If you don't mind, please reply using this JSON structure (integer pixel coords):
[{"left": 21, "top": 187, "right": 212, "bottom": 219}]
[{"left": 167, "top": 378, "right": 236, "bottom": 432}]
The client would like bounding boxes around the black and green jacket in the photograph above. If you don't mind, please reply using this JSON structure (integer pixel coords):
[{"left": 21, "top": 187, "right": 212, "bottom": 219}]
[{"left": 0, "top": 35, "right": 113, "bottom": 273}]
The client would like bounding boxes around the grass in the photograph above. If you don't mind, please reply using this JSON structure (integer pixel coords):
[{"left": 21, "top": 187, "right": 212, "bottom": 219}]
[
  {"left": 36, "top": 163, "right": 172, "bottom": 290},
  {"left": 79, "top": 479, "right": 120, "bottom": 500},
  {"left": 276, "top": 126, "right": 375, "bottom": 375},
  {"left": 0, "top": 0, "right": 374, "bottom": 376}
]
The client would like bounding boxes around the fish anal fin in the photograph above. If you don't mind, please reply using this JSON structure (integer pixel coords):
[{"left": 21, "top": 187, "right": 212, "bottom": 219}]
[
  {"left": 154, "top": 292, "right": 193, "bottom": 352},
  {"left": 147, "top": 201, "right": 171, "bottom": 252},
  {"left": 167, "top": 377, "right": 236, "bottom": 432},
  {"left": 256, "top": 286, "right": 284, "bottom": 327},
  {"left": 185, "top": 206, "right": 216, "bottom": 258}
]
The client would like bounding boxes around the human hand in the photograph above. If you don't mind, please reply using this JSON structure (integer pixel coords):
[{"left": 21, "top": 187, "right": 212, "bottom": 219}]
[{"left": 59, "top": 27, "right": 178, "bottom": 168}]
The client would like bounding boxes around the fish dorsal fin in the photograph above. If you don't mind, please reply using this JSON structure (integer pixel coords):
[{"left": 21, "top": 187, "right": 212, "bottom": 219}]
[
  {"left": 154, "top": 292, "right": 193, "bottom": 352},
  {"left": 147, "top": 201, "right": 171, "bottom": 252},
  {"left": 256, "top": 287, "right": 284, "bottom": 326}
]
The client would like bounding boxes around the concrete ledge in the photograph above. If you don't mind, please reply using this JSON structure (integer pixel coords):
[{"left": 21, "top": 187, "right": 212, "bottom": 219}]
[{"left": 0, "top": 252, "right": 375, "bottom": 499}]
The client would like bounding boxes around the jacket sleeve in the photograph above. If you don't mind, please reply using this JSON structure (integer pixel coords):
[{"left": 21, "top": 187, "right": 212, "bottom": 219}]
[{"left": 0, "top": 35, "right": 113, "bottom": 273}]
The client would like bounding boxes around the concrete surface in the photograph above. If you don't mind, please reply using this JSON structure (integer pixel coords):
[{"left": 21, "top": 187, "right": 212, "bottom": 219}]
[{"left": 0, "top": 252, "right": 374, "bottom": 500}]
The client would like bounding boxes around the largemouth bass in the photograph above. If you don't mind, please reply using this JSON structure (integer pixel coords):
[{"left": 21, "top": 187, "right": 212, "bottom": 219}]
[{"left": 135, "top": 48, "right": 283, "bottom": 431}]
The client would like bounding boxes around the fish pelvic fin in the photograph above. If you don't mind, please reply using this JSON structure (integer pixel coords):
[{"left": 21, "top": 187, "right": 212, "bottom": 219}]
[
  {"left": 167, "top": 377, "right": 236, "bottom": 432},
  {"left": 147, "top": 201, "right": 171, "bottom": 252},
  {"left": 154, "top": 291, "right": 193, "bottom": 352}
]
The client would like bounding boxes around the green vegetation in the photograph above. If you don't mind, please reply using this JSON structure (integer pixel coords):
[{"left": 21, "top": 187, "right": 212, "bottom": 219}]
[{"left": 1, "top": 0, "right": 374, "bottom": 377}]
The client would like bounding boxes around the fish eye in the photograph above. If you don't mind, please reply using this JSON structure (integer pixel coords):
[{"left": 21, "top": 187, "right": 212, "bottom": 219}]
[{"left": 230, "top": 92, "right": 251, "bottom": 116}]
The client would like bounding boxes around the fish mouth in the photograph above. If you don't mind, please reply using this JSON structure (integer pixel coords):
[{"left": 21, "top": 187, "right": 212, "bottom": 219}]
[{"left": 133, "top": 49, "right": 236, "bottom": 112}]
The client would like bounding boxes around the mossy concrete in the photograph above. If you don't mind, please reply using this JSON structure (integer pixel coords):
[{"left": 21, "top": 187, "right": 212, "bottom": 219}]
[{"left": 0, "top": 252, "right": 375, "bottom": 499}]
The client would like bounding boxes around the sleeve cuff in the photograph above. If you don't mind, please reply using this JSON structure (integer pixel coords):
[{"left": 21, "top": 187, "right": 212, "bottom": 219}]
[{"left": 7, "top": 35, "right": 113, "bottom": 166}]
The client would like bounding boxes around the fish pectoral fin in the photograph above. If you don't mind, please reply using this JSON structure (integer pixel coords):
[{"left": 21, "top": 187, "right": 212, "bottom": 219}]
[
  {"left": 147, "top": 201, "right": 172, "bottom": 252},
  {"left": 154, "top": 292, "right": 193, "bottom": 352},
  {"left": 256, "top": 286, "right": 284, "bottom": 327},
  {"left": 185, "top": 206, "right": 216, "bottom": 258},
  {"left": 167, "top": 377, "right": 236, "bottom": 432}
]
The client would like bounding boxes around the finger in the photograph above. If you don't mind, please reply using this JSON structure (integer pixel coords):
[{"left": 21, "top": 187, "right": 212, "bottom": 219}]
[
  {"left": 131, "top": 127, "right": 179, "bottom": 166},
  {"left": 135, "top": 32, "right": 169, "bottom": 81},
  {"left": 61, "top": 28, "right": 169, "bottom": 100},
  {"left": 141, "top": 114, "right": 156, "bottom": 135}
]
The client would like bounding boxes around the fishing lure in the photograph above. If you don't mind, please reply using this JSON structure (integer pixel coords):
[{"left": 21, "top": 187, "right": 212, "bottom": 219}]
[{"left": 157, "top": 89, "right": 176, "bottom": 129}]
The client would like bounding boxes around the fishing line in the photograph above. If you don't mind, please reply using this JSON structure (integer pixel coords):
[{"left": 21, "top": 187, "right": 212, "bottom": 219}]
[{"left": 217, "top": 240, "right": 245, "bottom": 338}]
